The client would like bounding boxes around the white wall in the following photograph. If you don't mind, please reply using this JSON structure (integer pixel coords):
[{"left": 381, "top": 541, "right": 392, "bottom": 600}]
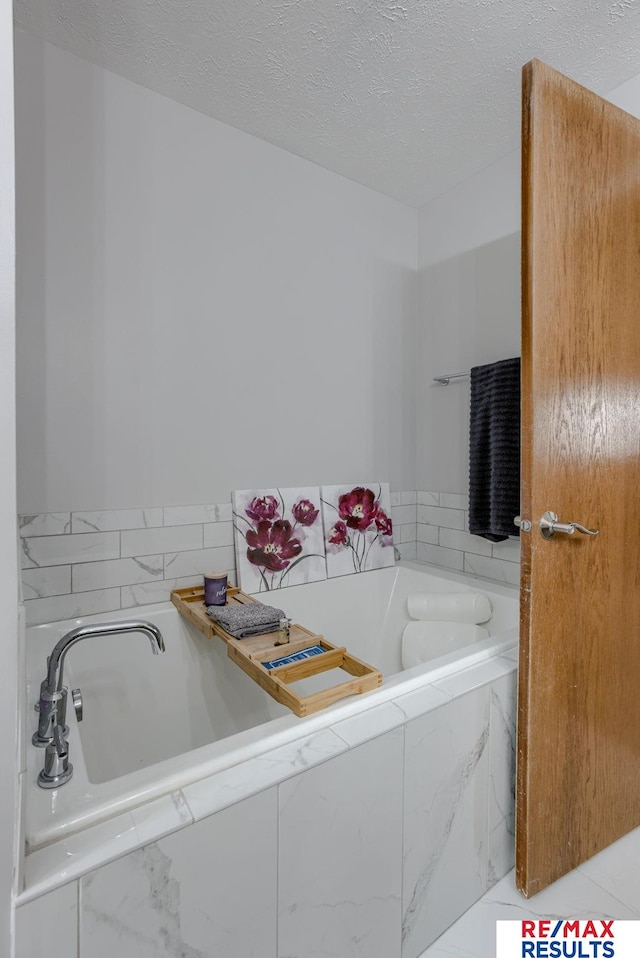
[
  {"left": 14, "top": 31, "right": 417, "bottom": 515},
  {"left": 416, "top": 70, "right": 640, "bottom": 496},
  {"left": 417, "top": 151, "right": 520, "bottom": 272},
  {"left": 416, "top": 152, "right": 521, "bottom": 494},
  {"left": 606, "top": 71, "right": 640, "bottom": 116},
  {"left": 0, "top": 0, "right": 18, "bottom": 953}
]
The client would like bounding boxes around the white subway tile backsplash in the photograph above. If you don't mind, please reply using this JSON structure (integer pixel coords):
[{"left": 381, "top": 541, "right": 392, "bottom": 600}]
[
  {"left": 203, "top": 521, "right": 235, "bottom": 549},
  {"left": 71, "top": 508, "right": 163, "bottom": 533},
  {"left": 440, "top": 492, "right": 467, "bottom": 510},
  {"left": 121, "top": 524, "right": 202, "bottom": 558},
  {"left": 464, "top": 553, "right": 520, "bottom": 586},
  {"left": 400, "top": 542, "right": 417, "bottom": 560},
  {"left": 22, "top": 565, "right": 71, "bottom": 600},
  {"left": 399, "top": 523, "right": 417, "bottom": 544},
  {"left": 391, "top": 504, "right": 416, "bottom": 526},
  {"left": 164, "top": 503, "right": 231, "bottom": 526},
  {"left": 25, "top": 589, "right": 122, "bottom": 627},
  {"left": 17, "top": 493, "right": 417, "bottom": 623},
  {"left": 417, "top": 504, "right": 465, "bottom": 530},
  {"left": 417, "top": 542, "right": 464, "bottom": 571},
  {"left": 19, "top": 513, "right": 71, "bottom": 537},
  {"left": 121, "top": 576, "right": 209, "bottom": 608},
  {"left": 164, "top": 545, "right": 236, "bottom": 579},
  {"left": 491, "top": 538, "right": 521, "bottom": 563},
  {"left": 390, "top": 491, "right": 402, "bottom": 507},
  {"left": 21, "top": 532, "right": 120, "bottom": 569},
  {"left": 417, "top": 523, "right": 439, "bottom": 545},
  {"left": 417, "top": 491, "right": 439, "bottom": 506},
  {"left": 439, "top": 527, "right": 493, "bottom": 557},
  {"left": 413, "top": 490, "right": 522, "bottom": 587},
  {"left": 72, "top": 555, "right": 164, "bottom": 593}
]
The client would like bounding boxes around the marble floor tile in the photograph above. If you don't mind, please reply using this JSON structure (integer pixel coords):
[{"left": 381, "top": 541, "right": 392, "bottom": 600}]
[
  {"left": 483, "top": 867, "right": 640, "bottom": 919},
  {"left": 420, "top": 863, "right": 640, "bottom": 958},
  {"left": 576, "top": 825, "right": 640, "bottom": 917}
]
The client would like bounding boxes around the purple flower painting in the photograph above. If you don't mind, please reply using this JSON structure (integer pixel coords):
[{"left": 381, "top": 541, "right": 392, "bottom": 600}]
[
  {"left": 321, "top": 482, "right": 395, "bottom": 578},
  {"left": 232, "top": 487, "right": 327, "bottom": 592}
]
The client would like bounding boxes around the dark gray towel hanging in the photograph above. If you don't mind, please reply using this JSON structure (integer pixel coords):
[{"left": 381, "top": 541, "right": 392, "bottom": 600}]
[{"left": 468, "top": 357, "right": 521, "bottom": 542}]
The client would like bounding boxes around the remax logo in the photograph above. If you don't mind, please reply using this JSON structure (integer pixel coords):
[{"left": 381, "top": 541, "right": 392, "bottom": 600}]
[
  {"left": 520, "top": 921, "right": 614, "bottom": 957},
  {"left": 497, "top": 920, "right": 640, "bottom": 958}
]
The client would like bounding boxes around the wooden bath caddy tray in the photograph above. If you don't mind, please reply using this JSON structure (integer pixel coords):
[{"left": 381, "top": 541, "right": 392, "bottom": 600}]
[{"left": 171, "top": 584, "right": 382, "bottom": 717}]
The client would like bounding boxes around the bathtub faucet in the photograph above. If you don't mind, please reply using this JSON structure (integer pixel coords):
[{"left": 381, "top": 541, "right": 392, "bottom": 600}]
[{"left": 33, "top": 619, "right": 165, "bottom": 787}]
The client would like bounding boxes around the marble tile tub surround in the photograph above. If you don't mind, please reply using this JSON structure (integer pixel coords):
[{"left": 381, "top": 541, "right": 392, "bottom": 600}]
[
  {"left": 18, "top": 492, "right": 419, "bottom": 625},
  {"left": 416, "top": 491, "right": 521, "bottom": 586},
  {"left": 15, "top": 650, "right": 517, "bottom": 958},
  {"left": 18, "top": 487, "right": 520, "bottom": 624}
]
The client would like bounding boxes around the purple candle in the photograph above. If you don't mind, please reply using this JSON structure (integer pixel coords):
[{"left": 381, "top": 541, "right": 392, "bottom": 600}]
[{"left": 204, "top": 571, "right": 227, "bottom": 606}]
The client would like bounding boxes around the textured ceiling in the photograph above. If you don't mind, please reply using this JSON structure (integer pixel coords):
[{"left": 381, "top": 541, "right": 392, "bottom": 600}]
[{"left": 13, "top": 0, "right": 640, "bottom": 206}]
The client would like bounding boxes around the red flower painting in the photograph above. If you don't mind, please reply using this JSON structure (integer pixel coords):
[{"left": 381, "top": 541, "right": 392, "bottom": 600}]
[
  {"left": 233, "top": 488, "right": 325, "bottom": 591},
  {"left": 246, "top": 519, "right": 302, "bottom": 572},
  {"left": 374, "top": 508, "right": 393, "bottom": 537},
  {"left": 245, "top": 495, "right": 280, "bottom": 523},
  {"left": 338, "top": 487, "right": 377, "bottom": 532},
  {"left": 292, "top": 499, "right": 319, "bottom": 526},
  {"left": 328, "top": 520, "right": 348, "bottom": 545},
  {"left": 323, "top": 484, "right": 394, "bottom": 574}
]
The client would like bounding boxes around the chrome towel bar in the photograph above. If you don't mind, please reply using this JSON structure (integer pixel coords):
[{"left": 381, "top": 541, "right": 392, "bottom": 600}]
[{"left": 432, "top": 371, "right": 470, "bottom": 386}]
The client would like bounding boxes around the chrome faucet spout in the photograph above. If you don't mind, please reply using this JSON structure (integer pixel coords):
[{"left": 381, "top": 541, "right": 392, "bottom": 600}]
[
  {"left": 33, "top": 619, "right": 165, "bottom": 753},
  {"left": 45, "top": 619, "right": 165, "bottom": 694}
]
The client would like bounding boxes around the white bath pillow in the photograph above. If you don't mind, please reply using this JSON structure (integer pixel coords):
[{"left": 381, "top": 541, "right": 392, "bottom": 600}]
[
  {"left": 407, "top": 591, "right": 492, "bottom": 625},
  {"left": 401, "top": 621, "right": 489, "bottom": 670}
]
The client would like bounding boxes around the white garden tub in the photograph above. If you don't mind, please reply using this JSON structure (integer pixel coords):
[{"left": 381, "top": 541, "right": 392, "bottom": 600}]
[{"left": 25, "top": 561, "right": 518, "bottom": 852}]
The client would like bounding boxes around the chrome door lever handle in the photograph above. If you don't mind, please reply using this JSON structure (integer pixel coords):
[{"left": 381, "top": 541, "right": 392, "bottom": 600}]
[
  {"left": 540, "top": 511, "right": 599, "bottom": 540},
  {"left": 514, "top": 516, "right": 532, "bottom": 531},
  {"left": 568, "top": 522, "right": 599, "bottom": 536}
]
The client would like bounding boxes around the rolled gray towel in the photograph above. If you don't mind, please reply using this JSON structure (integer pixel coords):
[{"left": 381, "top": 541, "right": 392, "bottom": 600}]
[{"left": 206, "top": 602, "right": 286, "bottom": 638}]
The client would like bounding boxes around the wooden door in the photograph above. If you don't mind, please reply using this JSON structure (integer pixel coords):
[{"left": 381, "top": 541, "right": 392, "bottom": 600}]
[{"left": 518, "top": 59, "right": 640, "bottom": 897}]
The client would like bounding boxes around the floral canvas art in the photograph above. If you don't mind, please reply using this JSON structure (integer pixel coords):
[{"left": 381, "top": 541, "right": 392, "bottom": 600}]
[
  {"left": 321, "top": 482, "right": 395, "bottom": 578},
  {"left": 232, "top": 487, "right": 327, "bottom": 592}
]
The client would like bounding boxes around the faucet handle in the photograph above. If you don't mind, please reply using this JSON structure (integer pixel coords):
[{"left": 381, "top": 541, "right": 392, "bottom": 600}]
[
  {"left": 71, "top": 688, "right": 83, "bottom": 722},
  {"left": 32, "top": 684, "right": 69, "bottom": 748},
  {"left": 53, "top": 724, "right": 68, "bottom": 757},
  {"left": 37, "top": 724, "right": 73, "bottom": 789}
]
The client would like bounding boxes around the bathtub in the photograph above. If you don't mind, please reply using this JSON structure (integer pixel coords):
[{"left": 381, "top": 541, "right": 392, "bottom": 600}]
[
  {"left": 24, "top": 561, "right": 518, "bottom": 855},
  {"left": 19, "top": 561, "right": 520, "bottom": 957}
]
